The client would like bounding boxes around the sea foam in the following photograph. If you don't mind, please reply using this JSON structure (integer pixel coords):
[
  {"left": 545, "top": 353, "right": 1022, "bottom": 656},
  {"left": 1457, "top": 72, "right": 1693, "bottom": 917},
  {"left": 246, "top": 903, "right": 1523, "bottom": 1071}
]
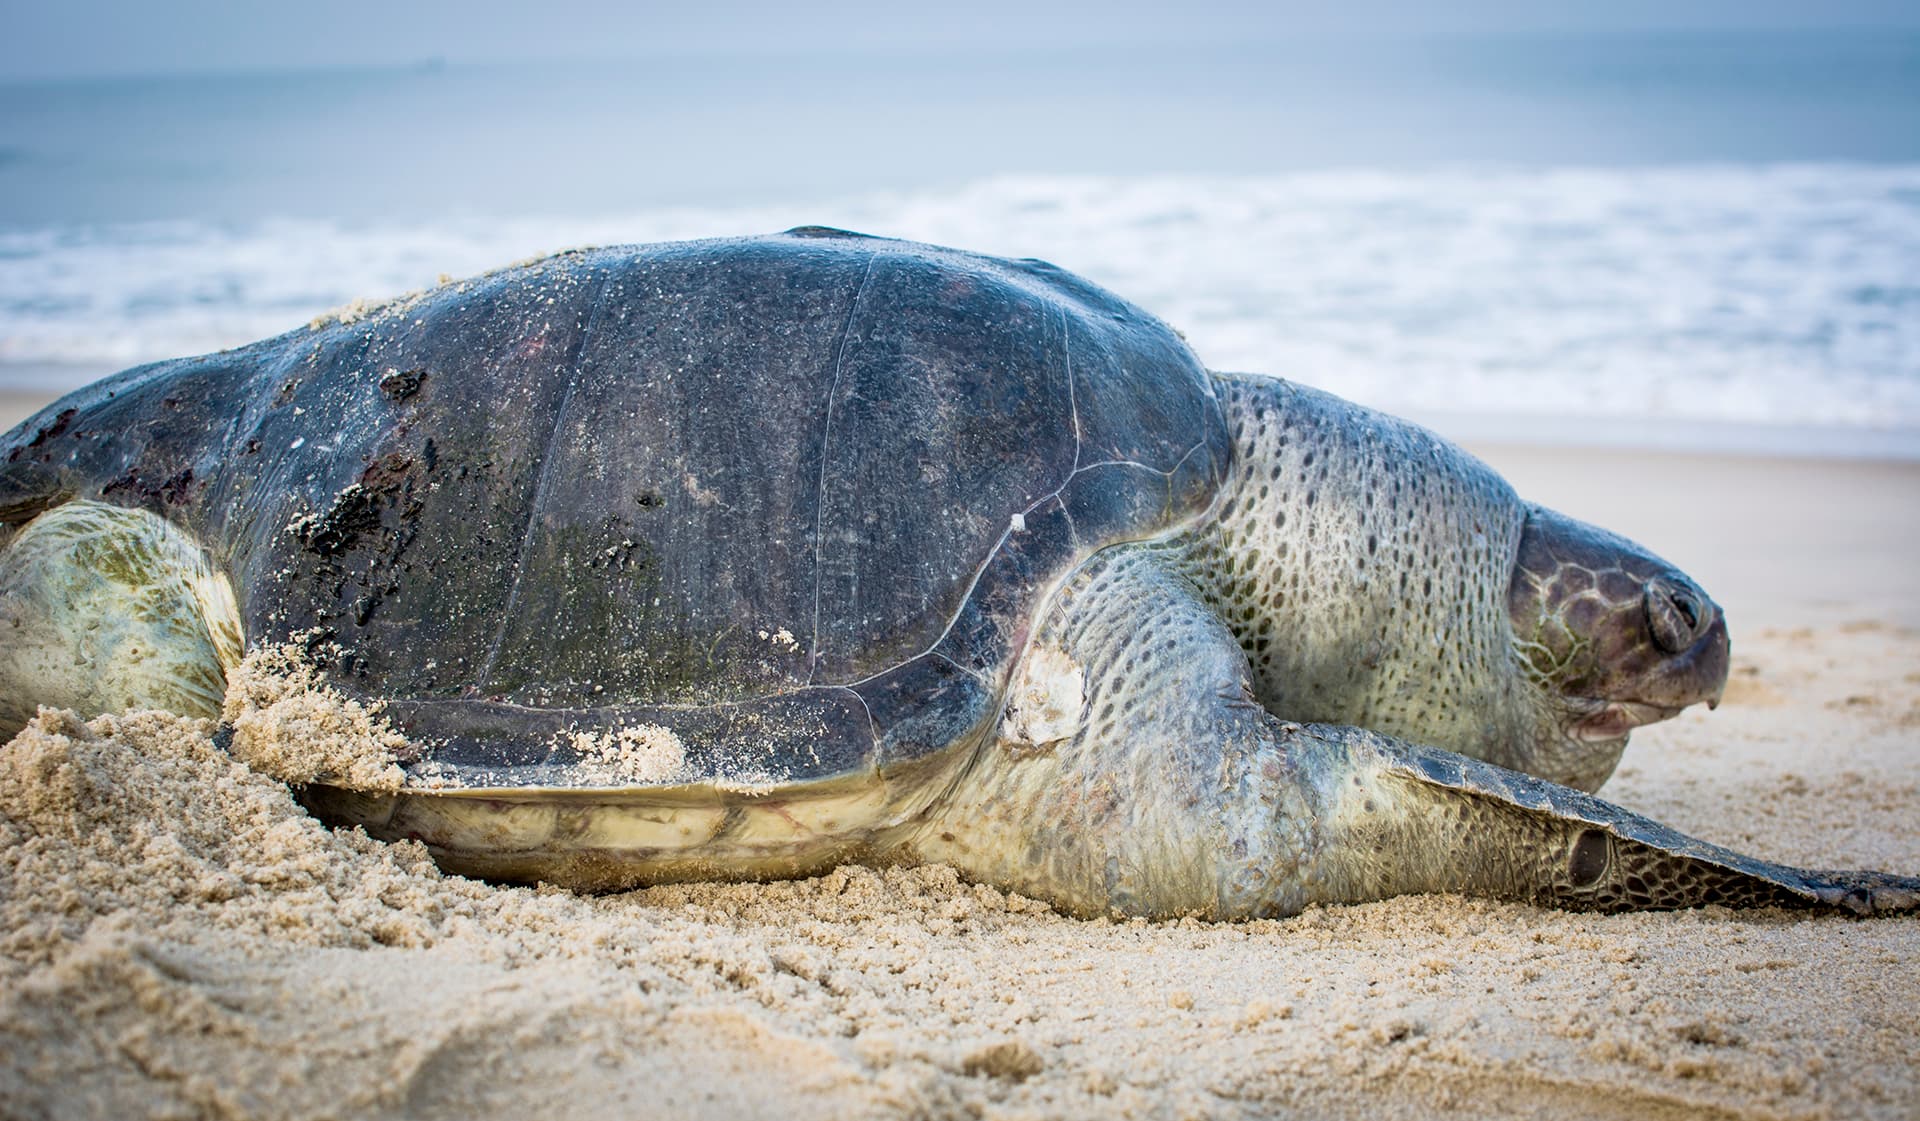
[{"left": 3, "top": 165, "right": 1917, "bottom": 442}]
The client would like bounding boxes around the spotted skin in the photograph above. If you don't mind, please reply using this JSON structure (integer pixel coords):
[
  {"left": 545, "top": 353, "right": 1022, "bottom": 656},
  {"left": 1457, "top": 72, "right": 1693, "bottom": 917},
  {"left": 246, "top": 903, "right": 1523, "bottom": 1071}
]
[
  {"left": 908, "top": 371, "right": 1917, "bottom": 918},
  {"left": 906, "top": 546, "right": 1330, "bottom": 918},
  {"left": 1173, "top": 374, "right": 1730, "bottom": 794},
  {"left": 1171, "top": 375, "right": 1532, "bottom": 763},
  {"left": 911, "top": 533, "right": 1918, "bottom": 919}
]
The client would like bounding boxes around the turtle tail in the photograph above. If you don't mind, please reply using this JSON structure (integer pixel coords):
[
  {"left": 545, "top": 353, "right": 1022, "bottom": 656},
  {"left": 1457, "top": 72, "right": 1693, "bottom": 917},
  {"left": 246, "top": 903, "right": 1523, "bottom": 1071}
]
[{"left": 1303, "top": 726, "right": 1920, "bottom": 915}]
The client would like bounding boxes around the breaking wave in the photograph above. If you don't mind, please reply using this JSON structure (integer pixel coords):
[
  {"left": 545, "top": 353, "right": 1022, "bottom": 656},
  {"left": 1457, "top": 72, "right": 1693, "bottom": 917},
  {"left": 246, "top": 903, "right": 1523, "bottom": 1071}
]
[{"left": 3, "top": 165, "right": 1918, "bottom": 443}]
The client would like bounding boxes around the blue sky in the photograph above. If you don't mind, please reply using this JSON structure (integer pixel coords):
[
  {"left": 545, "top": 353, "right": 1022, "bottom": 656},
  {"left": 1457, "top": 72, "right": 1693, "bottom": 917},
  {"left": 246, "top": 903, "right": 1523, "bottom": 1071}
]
[{"left": 4, "top": 0, "right": 1919, "bottom": 79}]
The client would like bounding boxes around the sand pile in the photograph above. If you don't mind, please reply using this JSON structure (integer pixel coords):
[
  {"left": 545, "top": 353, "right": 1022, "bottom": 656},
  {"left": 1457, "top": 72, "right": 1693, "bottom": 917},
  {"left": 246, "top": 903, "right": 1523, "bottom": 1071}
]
[
  {"left": 0, "top": 622, "right": 1916, "bottom": 1121},
  {"left": 221, "top": 643, "right": 411, "bottom": 793}
]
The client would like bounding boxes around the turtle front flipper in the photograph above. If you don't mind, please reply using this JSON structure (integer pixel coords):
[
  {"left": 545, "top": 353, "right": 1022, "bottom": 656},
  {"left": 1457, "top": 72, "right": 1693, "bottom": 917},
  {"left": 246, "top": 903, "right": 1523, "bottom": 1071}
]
[
  {"left": 1307, "top": 726, "right": 1919, "bottom": 915},
  {"left": 0, "top": 500, "right": 244, "bottom": 738},
  {"left": 904, "top": 544, "right": 1916, "bottom": 919}
]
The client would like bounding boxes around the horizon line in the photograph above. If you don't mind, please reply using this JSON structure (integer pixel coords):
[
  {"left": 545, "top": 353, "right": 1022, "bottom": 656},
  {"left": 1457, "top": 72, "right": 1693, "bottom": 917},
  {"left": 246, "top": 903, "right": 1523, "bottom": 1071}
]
[{"left": 3, "top": 25, "right": 1917, "bottom": 86}]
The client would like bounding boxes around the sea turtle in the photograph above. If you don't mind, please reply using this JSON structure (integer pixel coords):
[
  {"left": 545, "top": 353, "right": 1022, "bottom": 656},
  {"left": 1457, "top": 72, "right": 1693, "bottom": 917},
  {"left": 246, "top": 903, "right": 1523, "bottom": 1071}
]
[{"left": 0, "top": 229, "right": 1913, "bottom": 919}]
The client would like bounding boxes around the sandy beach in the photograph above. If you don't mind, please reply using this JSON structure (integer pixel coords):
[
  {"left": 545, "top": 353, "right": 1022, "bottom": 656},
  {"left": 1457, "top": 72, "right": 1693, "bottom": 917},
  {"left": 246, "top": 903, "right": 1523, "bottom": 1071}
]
[{"left": 0, "top": 382, "right": 1916, "bottom": 1121}]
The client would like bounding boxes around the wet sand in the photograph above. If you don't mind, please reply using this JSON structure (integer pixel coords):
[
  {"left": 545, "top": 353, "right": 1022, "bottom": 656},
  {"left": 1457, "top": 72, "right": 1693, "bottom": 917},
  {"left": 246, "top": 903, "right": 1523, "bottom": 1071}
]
[
  {"left": 1, "top": 386, "right": 1917, "bottom": 1120},
  {"left": 0, "top": 390, "right": 54, "bottom": 432}
]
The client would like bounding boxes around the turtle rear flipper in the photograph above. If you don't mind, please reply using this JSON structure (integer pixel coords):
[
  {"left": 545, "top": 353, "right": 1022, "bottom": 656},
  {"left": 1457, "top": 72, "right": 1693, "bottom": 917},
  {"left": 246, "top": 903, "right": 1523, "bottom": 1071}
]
[
  {"left": 1317, "top": 728, "right": 1920, "bottom": 915},
  {"left": 0, "top": 499, "right": 244, "bottom": 738}
]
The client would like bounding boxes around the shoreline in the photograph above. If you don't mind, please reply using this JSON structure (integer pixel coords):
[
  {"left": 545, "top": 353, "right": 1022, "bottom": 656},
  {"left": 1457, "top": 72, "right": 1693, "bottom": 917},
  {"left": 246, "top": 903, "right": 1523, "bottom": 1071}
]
[
  {"left": 1414, "top": 408, "right": 1920, "bottom": 463},
  {"left": 8, "top": 383, "right": 1920, "bottom": 462}
]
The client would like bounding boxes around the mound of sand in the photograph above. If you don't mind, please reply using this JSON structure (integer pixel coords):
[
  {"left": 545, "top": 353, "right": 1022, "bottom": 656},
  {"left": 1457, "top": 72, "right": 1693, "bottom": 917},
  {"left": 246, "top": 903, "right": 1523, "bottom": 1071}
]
[{"left": 1, "top": 620, "right": 1916, "bottom": 1121}]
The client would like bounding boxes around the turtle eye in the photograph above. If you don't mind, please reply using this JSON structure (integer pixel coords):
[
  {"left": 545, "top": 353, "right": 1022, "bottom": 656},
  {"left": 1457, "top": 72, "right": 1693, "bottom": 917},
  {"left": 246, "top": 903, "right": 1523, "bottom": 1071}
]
[
  {"left": 1670, "top": 590, "right": 1698, "bottom": 632},
  {"left": 1645, "top": 579, "right": 1704, "bottom": 653}
]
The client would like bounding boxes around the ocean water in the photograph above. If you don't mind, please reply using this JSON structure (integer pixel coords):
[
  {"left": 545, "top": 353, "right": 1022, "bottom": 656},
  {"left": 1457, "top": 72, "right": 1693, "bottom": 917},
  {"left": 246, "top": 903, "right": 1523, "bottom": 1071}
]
[{"left": 3, "top": 35, "right": 1918, "bottom": 453}]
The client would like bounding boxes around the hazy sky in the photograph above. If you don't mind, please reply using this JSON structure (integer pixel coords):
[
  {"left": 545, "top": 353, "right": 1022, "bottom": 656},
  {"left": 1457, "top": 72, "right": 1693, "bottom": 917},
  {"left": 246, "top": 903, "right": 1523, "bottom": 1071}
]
[{"left": 4, "top": 0, "right": 1920, "bottom": 79}]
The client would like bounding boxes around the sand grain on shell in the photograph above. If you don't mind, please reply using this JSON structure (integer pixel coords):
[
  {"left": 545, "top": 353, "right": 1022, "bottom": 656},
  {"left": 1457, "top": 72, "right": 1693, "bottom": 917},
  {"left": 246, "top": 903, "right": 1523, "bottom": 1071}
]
[
  {"left": 0, "top": 625, "right": 1916, "bottom": 1121},
  {"left": 565, "top": 724, "right": 687, "bottom": 785}
]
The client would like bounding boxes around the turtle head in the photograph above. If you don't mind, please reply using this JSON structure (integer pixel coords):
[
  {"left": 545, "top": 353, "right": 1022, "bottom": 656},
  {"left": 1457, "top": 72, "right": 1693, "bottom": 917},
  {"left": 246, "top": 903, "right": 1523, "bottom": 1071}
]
[{"left": 1506, "top": 504, "right": 1729, "bottom": 770}]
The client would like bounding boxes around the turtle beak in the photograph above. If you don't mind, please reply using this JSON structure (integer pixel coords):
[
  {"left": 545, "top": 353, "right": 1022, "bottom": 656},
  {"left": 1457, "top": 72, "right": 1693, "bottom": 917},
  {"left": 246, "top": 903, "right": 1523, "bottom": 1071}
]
[
  {"left": 1570, "top": 700, "right": 1686, "bottom": 741},
  {"left": 1689, "top": 609, "right": 1730, "bottom": 712},
  {"left": 1579, "top": 580, "right": 1729, "bottom": 735},
  {"left": 1641, "top": 584, "right": 1730, "bottom": 713}
]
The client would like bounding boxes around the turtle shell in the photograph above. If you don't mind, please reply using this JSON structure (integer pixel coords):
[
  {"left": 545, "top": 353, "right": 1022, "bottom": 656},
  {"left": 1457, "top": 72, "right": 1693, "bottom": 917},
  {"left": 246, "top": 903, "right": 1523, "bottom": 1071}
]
[{"left": 4, "top": 229, "right": 1230, "bottom": 789}]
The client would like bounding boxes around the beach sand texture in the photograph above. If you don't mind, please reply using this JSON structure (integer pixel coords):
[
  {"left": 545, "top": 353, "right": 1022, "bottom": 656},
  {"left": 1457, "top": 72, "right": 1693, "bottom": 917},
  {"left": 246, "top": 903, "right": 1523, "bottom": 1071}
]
[{"left": 0, "top": 381, "right": 1916, "bottom": 1120}]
